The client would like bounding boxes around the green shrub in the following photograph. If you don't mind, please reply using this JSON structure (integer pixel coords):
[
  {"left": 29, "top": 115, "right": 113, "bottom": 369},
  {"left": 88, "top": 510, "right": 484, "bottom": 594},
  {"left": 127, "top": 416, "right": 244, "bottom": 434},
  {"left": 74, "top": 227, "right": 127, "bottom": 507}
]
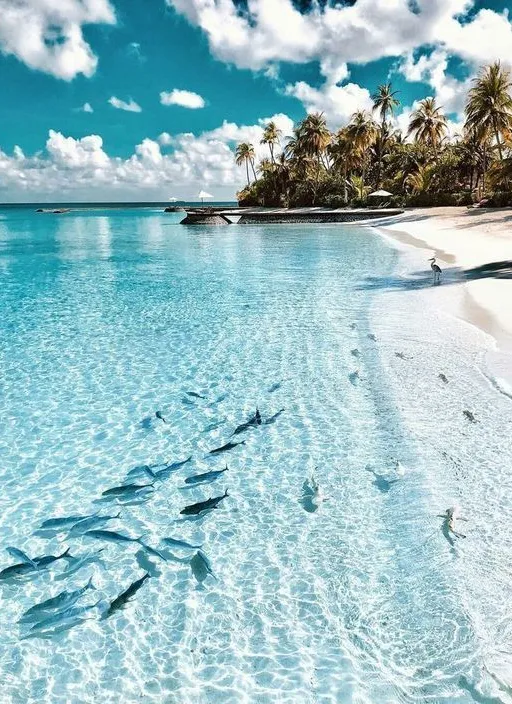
[
  {"left": 485, "top": 191, "right": 512, "bottom": 207},
  {"left": 404, "top": 191, "right": 472, "bottom": 207},
  {"left": 322, "top": 194, "right": 348, "bottom": 208}
]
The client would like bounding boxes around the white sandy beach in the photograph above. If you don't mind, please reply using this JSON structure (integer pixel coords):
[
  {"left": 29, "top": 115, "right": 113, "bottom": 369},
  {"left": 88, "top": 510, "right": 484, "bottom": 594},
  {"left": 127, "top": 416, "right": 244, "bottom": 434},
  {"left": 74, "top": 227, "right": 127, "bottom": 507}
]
[{"left": 373, "top": 207, "right": 512, "bottom": 382}]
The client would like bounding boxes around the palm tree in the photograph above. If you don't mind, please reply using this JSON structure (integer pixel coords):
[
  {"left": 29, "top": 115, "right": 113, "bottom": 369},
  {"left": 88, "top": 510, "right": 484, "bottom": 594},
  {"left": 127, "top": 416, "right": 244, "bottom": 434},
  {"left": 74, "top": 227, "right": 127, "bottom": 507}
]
[
  {"left": 260, "top": 121, "right": 282, "bottom": 164},
  {"left": 298, "top": 113, "right": 331, "bottom": 166},
  {"left": 406, "top": 164, "right": 436, "bottom": 194},
  {"left": 465, "top": 61, "right": 512, "bottom": 161},
  {"left": 372, "top": 82, "right": 400, "bottom": 186},
  {"left": 328, "top": 128, "right": 360, "bottom": 203},
  {"left": 408, "top": 98, "right": 447, "bottom": 156},
  {"left": 345, "top": 111, "right": 378, "bottom": 192},
  {"left": 235, "top": 142, "right": 256, "bottom": 186}
]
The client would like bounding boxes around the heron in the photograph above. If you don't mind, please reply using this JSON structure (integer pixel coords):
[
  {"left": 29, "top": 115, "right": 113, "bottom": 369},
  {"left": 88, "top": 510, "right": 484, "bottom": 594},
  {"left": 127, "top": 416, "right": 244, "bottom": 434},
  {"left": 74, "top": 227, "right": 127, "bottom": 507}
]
[{"left": 428, "top": 257, "right": 442, "bottom": 283}]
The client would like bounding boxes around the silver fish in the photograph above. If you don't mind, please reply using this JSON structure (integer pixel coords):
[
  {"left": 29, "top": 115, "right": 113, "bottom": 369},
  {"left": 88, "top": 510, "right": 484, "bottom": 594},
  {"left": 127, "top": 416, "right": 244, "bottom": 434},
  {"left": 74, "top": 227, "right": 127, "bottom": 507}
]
[
  {"left": 162, "top": 537, "right": 202, "bottom": 551},
  {"left": 68, "top": 513, "right": 121, "bottom": 535},
  {"left": 20, "top": 577, "right": 95, "bottom": 623},
  {"left": 57, "top": 550, "right": 104, "bottom": 580},
  {"left": 103, "top": 573, "right": 151, "bottom": 619},
  {"left": 84, "top": 530, "right": 143, "bottom": 544},
  {"left": 29, "top": 600, "right": 102, "bottom": 632},
  {"left": 6, "top": 548, "right": 38, "bottom": 569},
  {"left": 40, "top": 513, "right": 97, "bottom": 530},
  {"left": 102, "top": 483, "right": 154, "bottom": 497}
]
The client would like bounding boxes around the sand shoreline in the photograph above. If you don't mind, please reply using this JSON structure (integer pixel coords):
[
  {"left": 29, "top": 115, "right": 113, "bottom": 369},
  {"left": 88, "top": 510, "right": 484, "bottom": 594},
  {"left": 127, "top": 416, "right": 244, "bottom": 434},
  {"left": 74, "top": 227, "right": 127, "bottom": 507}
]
[{"left": 370, "top": 206, "right": 512, "bottom": 382}]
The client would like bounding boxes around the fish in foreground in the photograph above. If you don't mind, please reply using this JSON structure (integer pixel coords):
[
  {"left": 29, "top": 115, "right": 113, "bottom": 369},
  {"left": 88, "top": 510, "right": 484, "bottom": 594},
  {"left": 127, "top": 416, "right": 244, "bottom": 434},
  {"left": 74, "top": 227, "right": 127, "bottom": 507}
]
[
  {"left": 268, "top": 382, "right": 281, "bottom": 393},
  {"left": 184, "top": 466, "right": 228, "bottom": 485},
  {"left": 153, "top": 456, "right": 192, "bottom": 480},
  {"left": 103, "top": 573, "right": 151, "bottom": 619},
  {"left": 463, "top": 410, "right": 477, "bottom": 423},
  {"left": 208, "top": 441, "right": 245, "bottom": 455},
  {"left": 40, "top": 513, "right": 97, "bottom": 530},
  {"left": 186, "top": 391, "right": 206, "bottom": 399},
  {"left": 233, "top": 409, "right": 262, "bottom": 435},
  {"left": 155, "top": 411, "right": 167, "bottom": 423},
  {"left": 0, "top": 548, "right": 72, "bottom": 580},
  {"left": 22, "top": 617, "right": 92, "bottom": 640},
  {"left": 367, "top": 334, "right": 377, "bottom": 341},
  {"left": 162, "top": 537, "right": 202, "bottom": 551},
  {"left": 140, "top": 543, "right": 167, "bottom": 561},
  {"left": 34, "top": 548, "right": 74, "bottom": 568},
  {"left": 57, "top": 550, "right": 104, "bottom": 579},
  {"left": 29, "top": 600, "right": 102, "bottom": 632},
  {"left": 439, "top": 373, "right": 449, "bottom": 383},
  {"left": 190, "top": 551, "right": 216, "bottom": 584},
  {"left": 395, "top": 351, "right": 408, "bottom": 360},
  {"left": 264, "top": 409, "right": 285, "bottom": 425},
  {"left": 180, "top": 490, "right": 229, "bottom": 516},
  {"left": 125, "top": 464, "right": 157, "bottom": 480},
  {"left": 20, "top": 577, "right": 95, "bottom": 623},
  {"left": 101, "top": 483, "right": 154, "bottom": 497},
  {"left": 6, "top": 548, "right": 38, "bottom": 569},
  {"left": 83, "top": 530, "right": 143, "bottom": 545},
  {"left": 351, "top": 348, "right": 361, "bottom": 358},
  {"left": 68, "top": 512, "right": 121, "bottom": 534}
]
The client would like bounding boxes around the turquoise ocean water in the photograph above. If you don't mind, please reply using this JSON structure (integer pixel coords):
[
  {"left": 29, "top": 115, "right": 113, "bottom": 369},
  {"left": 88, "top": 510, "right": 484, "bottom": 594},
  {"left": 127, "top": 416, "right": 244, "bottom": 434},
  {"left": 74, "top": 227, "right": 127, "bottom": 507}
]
[{"left": 1, "top": 208, "right": 511, "bottom": 703}]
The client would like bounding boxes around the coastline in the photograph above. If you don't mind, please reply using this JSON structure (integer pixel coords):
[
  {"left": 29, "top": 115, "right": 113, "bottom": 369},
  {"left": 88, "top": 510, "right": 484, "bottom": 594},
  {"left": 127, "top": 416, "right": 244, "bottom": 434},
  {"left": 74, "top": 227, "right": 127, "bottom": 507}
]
[{"left": 370, "top": 207, "right": 512, "bottom": 385}]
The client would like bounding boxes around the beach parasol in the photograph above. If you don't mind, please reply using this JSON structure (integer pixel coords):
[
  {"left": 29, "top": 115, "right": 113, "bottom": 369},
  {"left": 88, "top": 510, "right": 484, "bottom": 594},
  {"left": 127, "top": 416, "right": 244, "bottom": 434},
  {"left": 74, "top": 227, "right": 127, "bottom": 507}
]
[
  {"left": 368, "top": 190, "right": 392, "bottom": 197},
  {"left": 168, "top": 196, "right": 178, "bottom": 202},
  {"left": 198, "top": 190, "right": 213, "bottom": 204}
]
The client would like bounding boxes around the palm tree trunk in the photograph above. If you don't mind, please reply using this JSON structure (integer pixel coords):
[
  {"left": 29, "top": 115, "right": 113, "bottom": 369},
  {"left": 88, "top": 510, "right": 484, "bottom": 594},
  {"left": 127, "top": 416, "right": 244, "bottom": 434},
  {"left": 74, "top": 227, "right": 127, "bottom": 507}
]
[
  {"left": 250, "top": 158, "right": 257, "bottom": 182},
  {"left": 493, "top": 118, "right": 504, "bottom": 161},
  {"left": 245, "top": 159, "right": 250, "bottom": 186}
]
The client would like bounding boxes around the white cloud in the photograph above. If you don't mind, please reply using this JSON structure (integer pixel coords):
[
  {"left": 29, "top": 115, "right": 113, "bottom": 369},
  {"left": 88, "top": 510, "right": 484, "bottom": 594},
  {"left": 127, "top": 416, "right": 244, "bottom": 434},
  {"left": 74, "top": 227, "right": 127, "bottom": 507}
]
[
  {"left": 399, "top": 50, "right": 471, "bottom": 117},
  {"left": 285, "top": 80, "right": 373, "bottom": 129},
  {"left": 81, "top": 102, "right": 94, "bottom": 113},
  {"left": 158, "top": 132, "right": 172, "bottom": 146},
  {"left": 166, "top": 0, "right": 512, "bottom": 83},
  {"left": 46, "top": 130, "right": 109, "bottom": 168},
  {"left": 0, "top": 0, "right": 115, "bottom": 80},
  {"left": 108, "top": 96, "right": 142, "bottom": 113},
  {"left": 0, "top": 114, "right": 294, "bottom": 201},
  {"left": 160, "top": 89, "right": 205, "bottom": 109}
]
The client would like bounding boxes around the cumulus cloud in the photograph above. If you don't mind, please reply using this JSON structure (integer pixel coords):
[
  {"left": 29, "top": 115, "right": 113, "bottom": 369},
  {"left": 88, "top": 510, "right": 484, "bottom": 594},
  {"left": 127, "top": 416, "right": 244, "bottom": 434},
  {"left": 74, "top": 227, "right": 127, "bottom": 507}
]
[
  {"left": 108, "top": 96, "right": 142, "bottom": 113},
  {"left": 285, "top": 80, "right": 373, "bottom": 128},
  {"left": 160, "top": 89, "right": 205, "bottom": 109},
  {"left": 166, "top": 0, "right": 512, "bottom": 96},
  {"left": 166, "top": 0, "right": 512, "bottom": 84},
  {"left": 0, "top": 114, "right": 294, "bottom": 201},
  {"left": 158, "top": 132, "right": 172, "bottom": 146},
  {"left": 0, "top": 0, "right": 115, "bottom": 80},
  {"left": 81, "top": 102, "right": 94, "bottom": 113},
  {"left": 399, "top": 50, "right": 471, "bottom": 117}
]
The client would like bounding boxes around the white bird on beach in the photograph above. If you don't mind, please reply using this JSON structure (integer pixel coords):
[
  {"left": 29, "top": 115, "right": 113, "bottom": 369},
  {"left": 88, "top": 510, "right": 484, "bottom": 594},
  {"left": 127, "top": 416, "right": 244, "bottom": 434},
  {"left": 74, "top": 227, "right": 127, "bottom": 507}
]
[{"left": 429, "top": 257, "right": 442, "bottom": 283}]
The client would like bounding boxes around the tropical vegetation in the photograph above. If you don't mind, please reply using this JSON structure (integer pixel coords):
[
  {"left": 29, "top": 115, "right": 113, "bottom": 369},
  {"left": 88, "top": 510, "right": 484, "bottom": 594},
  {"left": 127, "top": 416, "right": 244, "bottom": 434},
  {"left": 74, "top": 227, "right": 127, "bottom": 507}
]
[{"left": 236, "top": 61, "right": 512, "bottom": 208}]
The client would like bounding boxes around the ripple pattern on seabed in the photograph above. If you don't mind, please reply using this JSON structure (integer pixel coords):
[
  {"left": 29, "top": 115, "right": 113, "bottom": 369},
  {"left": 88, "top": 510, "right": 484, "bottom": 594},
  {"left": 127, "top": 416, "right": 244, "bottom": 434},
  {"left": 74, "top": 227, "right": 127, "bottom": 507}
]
[{"left": 0, "top": 209, "right": 511, "bottom": 703}]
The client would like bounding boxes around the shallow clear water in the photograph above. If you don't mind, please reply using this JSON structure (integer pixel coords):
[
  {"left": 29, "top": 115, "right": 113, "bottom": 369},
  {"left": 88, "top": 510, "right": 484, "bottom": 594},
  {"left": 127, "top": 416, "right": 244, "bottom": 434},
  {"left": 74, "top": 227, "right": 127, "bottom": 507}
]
[{"left": 0, "top": 209, "right": 511, "bottom": 703}]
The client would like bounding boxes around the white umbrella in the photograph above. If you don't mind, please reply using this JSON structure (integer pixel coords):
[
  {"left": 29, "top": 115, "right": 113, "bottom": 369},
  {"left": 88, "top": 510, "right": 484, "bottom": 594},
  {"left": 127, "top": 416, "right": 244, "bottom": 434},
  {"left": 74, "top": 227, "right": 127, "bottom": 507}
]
[
  {"left": 369, "top": 189, "right": 392, "bottom": 197},
  {"left": 168, "top": 196, "right": 178, "bottom": 202},
  {"left": 198, "top": 190, "right": 213, "bottom": 203}
]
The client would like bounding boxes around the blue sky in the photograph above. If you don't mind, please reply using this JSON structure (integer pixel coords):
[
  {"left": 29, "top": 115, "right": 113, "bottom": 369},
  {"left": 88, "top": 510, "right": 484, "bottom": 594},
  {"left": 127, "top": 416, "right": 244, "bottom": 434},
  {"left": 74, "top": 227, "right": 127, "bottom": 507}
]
[{"left": 0, "top": 0, "right": 511, "bottom": 201}]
